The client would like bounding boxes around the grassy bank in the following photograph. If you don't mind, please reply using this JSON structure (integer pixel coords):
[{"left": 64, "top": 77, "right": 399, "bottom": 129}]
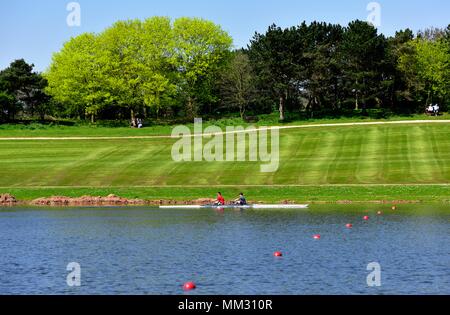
[
  {"left": 0, "top": 119, "right": 449, "bottom": 203},
  {"left": 2, "top": 185, "right": 449, "bottom": 203},
  {"left": 1, "top": 123, "right": 449, "bottom": 185},
  {"left": 0, "top": 113, "right": 448, "bottom": 138}
]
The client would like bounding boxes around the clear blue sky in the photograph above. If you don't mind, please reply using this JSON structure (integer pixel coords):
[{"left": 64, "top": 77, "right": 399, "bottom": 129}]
[{"left": 1, "top": 0, "right": 449, "bottom": 72}]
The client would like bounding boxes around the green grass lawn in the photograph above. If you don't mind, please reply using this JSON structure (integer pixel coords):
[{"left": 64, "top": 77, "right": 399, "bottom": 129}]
[
  {"left": 0, "top": 113, "right": 448, "bottom": 138},
  {"left": 0, "top": 120, "right": 449, "bottom": 202}
]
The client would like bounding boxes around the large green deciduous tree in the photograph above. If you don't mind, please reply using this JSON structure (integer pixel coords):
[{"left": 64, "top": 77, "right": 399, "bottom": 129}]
[
  {"left": 97, "top": 17, "right": 177, "bottom": 121},
  {"left": 398, "top": 36, "right": 450, "bottom": 107},
  {"left": 173, "top": 17, "right": 233, "bottom": 118},
  {"left": 45, "top": 33, "right": 107, "bottom": 121},
  {"left": 45, "top": 17, "right": 232, "bottom": 122}
]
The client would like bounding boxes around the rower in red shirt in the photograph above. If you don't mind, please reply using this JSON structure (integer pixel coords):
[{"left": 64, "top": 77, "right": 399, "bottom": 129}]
[{"left": 215, "top": 192, "right": 225, "bottom": 206}]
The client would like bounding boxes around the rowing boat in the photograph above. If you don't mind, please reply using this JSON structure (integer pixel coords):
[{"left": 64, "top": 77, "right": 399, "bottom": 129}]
[{"left": 159, "top": 204, "right": 309, "bottom": 209}]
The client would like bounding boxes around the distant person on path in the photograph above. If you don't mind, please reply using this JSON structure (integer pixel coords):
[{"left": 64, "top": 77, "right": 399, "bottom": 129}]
[
  {"left": 427, "top": 104, "right": 434, "bottom": 115},
  {"left": 137, "top": 118, "right": 143, "bottom": 129},
  {"left": 433, "top": 104, "right": 440, "bottom": 116}
]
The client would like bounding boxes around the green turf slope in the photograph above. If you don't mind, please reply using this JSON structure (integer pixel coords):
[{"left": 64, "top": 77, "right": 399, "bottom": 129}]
[{"left": 0, "top": 123, "right": 448, "bottom": 190}]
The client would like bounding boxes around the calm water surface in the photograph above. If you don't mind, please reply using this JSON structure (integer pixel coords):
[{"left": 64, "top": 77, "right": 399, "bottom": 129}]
[{"left": 0, "top": 205, "right": 448, "bottom": 295}]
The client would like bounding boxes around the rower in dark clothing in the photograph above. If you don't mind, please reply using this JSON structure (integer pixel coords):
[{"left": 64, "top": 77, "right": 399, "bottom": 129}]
[{"left": 234, "top": 193, "right": 247, "bottom": 205}]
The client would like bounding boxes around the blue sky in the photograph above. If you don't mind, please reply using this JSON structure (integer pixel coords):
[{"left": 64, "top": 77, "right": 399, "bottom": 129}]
[{"left": 1, "top": 0, "right": 449, "bottom": 72}]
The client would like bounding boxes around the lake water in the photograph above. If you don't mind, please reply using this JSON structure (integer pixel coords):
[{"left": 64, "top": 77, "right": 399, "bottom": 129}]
[{"left": 0, "top": 205, "right": 448, "bottom": 295}]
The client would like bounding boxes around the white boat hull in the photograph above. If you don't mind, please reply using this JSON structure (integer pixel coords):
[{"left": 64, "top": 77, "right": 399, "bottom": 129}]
[{"left": 159, "top": 204, "right": 309, "bottom": 209}]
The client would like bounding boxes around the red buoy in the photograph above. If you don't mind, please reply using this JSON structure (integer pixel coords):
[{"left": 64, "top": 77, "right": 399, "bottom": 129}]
[
  {"left": 183, "top": 282, "right": 196, "bottom": 291},
  {"left": 363, "top": 216, "right": 369, "bottom": 221},
  {"left": 274, "top": 251, "right": 283, "bottom": 257},
  {"left": 346, "top": 223, "right": 353, "bottom": 228},
  {"left": 313, "top": 234, "right": 321, "bottom": 240}
]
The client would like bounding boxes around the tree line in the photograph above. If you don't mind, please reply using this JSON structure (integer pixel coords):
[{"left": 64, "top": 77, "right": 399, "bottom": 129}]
[{"left": 1, "top": 17, "right": 449, "bottom": 124}]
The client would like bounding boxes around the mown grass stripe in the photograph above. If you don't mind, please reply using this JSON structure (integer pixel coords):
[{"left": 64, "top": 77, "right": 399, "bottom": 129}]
[{"left": 355, "top": 126, "right": 380, "bottom": 183}]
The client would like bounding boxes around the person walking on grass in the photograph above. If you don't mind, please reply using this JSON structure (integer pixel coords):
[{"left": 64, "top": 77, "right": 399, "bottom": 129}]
[{"left": 433, "top": 104, "right": 440, "bottom": 116}]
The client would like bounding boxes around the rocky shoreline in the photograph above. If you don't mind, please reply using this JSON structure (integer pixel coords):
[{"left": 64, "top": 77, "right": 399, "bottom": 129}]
[
  {"left": 0, "top": 194, "right": 220, "bottom": 207},
  {"left": 0, "top": 194, "right": 17, "bottom": 205}
]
